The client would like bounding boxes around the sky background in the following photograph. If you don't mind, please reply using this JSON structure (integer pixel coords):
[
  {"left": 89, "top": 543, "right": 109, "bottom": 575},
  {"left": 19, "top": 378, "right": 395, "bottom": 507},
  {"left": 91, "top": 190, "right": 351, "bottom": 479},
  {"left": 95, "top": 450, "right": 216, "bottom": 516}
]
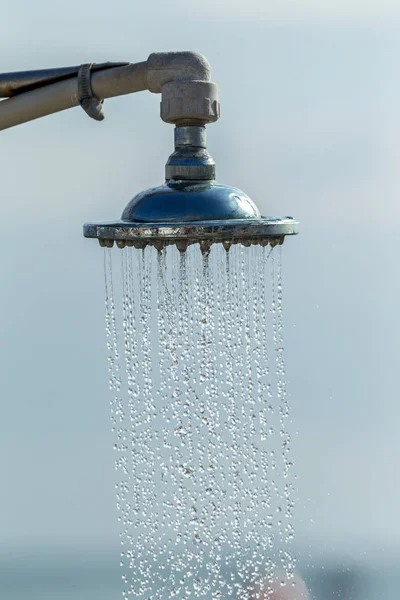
[{"left": 0, "top": 0, "right": 399, "bottom": 584}]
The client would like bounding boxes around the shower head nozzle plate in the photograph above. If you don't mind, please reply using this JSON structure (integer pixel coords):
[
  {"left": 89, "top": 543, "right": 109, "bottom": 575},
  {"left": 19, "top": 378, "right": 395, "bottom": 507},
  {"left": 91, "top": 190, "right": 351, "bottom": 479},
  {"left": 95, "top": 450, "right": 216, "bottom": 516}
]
[
  {"left": 83, "top": 180, "right": 299, "bottom": 249},
  {"left": 83, "top": 217, "right": 298, "bottom": 249}
]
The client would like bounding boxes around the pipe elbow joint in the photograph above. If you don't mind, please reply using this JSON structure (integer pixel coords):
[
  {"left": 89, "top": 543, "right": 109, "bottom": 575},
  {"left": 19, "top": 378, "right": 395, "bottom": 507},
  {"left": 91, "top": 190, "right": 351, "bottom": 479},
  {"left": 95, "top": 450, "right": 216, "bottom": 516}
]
[
  {"left": 146, "top": 51, "right": 211, "bottom": 93},
  {"left": 146, "top": 52, "right": 220, "bottom": 125}
]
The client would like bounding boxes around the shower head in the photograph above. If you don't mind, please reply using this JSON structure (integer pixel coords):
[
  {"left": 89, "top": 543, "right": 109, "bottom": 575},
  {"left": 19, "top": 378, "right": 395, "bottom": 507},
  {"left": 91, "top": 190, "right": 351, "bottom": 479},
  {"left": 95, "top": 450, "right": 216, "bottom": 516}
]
[
  {"left": 0, "top": 51, "right": 297, "bottom": 248},
  {"left": 83, "top": 124, "right": 298, "bottom": 252}
]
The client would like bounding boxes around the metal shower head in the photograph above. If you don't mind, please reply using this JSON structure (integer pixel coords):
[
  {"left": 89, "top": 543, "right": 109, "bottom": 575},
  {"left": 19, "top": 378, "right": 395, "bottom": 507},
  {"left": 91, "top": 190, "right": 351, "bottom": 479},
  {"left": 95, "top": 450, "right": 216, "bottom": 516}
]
[
  {"left": 83, "top": 125, "right": 298, "bottom": 252},
  {"left": 0, "top": 51, "right": 298, "bottom": 248}
]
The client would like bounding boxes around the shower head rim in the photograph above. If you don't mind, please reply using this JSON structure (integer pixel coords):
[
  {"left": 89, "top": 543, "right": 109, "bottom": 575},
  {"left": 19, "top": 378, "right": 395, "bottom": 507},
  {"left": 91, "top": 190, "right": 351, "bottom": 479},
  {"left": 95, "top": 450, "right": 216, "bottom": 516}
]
[{"left": 83, "top": 217, "right": 299, "bottom": 242}]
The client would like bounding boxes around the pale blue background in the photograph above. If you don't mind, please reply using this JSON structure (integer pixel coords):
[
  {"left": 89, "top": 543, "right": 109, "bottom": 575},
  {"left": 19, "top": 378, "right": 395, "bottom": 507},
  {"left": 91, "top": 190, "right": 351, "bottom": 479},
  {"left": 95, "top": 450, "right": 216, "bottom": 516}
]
[{"left": 0, "top": 0, "right": 399, "bottom": 597}]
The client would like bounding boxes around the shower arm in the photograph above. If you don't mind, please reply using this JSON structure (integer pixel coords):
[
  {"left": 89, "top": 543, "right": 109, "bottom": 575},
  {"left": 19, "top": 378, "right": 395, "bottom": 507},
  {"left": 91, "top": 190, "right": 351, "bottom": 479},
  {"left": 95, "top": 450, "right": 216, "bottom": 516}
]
[{"left": 0, "top": 51, "right": 220, "bottom": 131}]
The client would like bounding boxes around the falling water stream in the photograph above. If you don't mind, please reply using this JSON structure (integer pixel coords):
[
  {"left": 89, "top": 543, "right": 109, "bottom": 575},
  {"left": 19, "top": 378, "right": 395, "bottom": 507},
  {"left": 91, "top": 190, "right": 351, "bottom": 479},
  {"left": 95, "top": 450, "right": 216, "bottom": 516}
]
[{"left": 104, "top": 244, "right": 296, "bottom": 599}]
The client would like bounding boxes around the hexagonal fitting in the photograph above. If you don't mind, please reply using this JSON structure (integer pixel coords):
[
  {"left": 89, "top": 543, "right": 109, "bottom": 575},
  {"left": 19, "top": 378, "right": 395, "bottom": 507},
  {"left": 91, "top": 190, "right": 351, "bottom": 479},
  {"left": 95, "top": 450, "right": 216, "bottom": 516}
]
[{"left": 161, "top": 80, "right": 220, "bottom": 125}]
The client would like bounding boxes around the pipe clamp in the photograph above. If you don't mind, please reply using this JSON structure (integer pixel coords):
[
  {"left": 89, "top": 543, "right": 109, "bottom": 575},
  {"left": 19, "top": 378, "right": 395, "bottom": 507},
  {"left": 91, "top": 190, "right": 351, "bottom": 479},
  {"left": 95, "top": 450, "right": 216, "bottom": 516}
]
[{"left": 78, "top": 63, "right": 105, "bottom": 121}]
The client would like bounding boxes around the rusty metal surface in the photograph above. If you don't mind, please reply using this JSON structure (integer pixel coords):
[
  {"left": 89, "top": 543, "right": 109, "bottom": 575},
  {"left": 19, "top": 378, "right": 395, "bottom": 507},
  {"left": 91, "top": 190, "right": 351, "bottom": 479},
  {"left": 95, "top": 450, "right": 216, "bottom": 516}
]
[{"left": 83, "top": 217, "right": 299, "bottom": 247}]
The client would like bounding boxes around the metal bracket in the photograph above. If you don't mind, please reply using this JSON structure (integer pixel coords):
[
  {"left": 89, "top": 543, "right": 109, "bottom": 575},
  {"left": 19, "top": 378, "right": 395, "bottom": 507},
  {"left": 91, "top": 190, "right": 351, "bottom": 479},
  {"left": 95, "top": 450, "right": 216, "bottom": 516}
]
[{"left": 77, "top": 63, "right": 105, "bottom": 122}]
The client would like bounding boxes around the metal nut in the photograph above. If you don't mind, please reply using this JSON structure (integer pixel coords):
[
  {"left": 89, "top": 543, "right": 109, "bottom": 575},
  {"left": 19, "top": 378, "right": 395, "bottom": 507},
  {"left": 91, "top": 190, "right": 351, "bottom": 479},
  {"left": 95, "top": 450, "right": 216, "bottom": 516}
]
[{"left": 161, "top": 80, "right": 220, "bottom": 124}]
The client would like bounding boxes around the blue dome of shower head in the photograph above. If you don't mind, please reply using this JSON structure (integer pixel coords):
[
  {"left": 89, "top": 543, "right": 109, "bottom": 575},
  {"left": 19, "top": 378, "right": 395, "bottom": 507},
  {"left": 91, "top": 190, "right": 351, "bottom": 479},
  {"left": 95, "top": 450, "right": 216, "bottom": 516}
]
[
  {"left": 121, "top": 180, "right": 261, "bottom": 223},
  {"left": 83, "top": 124, "right": 299, "bottom": 247}
]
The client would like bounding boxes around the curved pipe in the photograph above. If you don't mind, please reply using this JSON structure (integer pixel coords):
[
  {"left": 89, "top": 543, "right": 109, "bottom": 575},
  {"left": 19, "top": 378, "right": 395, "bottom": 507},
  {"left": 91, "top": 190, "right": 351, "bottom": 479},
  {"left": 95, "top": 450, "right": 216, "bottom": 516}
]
[
  {"left": 0, "top": 51, "right": 212, "bottom": 131},
  {"left": 145, "top": 51, "right": 211, "bottom": 93}
]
